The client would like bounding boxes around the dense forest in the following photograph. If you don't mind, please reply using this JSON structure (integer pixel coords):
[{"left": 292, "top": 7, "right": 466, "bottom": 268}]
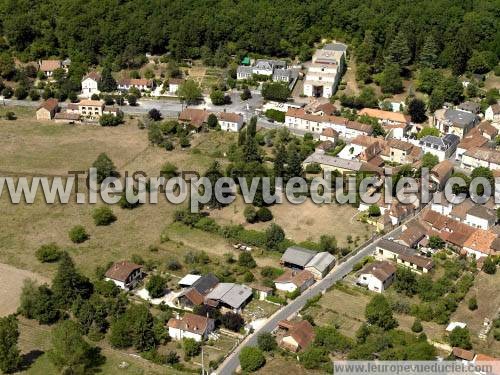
[{"left": 0, "top": 0, "right": 498, "bottom": 74}]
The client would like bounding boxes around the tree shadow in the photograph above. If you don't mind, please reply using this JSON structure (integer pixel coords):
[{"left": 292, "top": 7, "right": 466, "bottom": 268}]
[{"left": 18, "top": 349, "right": 44, "bottom": 371}]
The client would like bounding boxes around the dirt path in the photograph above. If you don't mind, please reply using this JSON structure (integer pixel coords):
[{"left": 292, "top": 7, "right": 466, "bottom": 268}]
[{"left": 0, "top": 263, "right": 49, "bottom": 317}]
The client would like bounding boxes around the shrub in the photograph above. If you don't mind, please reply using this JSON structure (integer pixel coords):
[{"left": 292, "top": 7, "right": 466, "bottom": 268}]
[
  {"left": 92, "top": 206, "right": 116, "bottom": 226},
  {"left": 35, "top": 243, "right": 62, "bottom": 263},
  {"left": 239, "top": 347, "right": 265, "bottom": 372},
  {"left": 468, "top": 296, "right": 478, "bottom": 311},
  {"left": 482, "top": 256, "right": 497, "bottom": 274},
  {"left": 146, "top": 275, "right": 166, "bottom": 298},
  {"left": 221, "top": 312, "right": 244, "bottom": 332},
  {"left": 256, "top": 207, "right": 273, "bottom": 222},
  {"left": 5, "top": 111, "right": 16, "bottom": 120},
  {"left": 411, "top": 319, "right": 423, "bottom": 333},
  {"left": 68, "top": 225, "right": 89, "bottom": 243},
  {"left": 244, "top": 206, "right": 257, "bottom": 223},
  {"left": 257, "top": 332, "right": 277, "bottom": 352}
]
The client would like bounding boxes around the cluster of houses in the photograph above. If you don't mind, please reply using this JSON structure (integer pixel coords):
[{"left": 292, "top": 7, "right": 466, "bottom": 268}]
[
  {"left": 236, "top": 59, "right": 298, "bottom": 88},
  {"left": 178, "top": 107, "right": 244, "bottom": 132},
  {"left": 35, "top": 98, "right": 122, "bottom": 123}
]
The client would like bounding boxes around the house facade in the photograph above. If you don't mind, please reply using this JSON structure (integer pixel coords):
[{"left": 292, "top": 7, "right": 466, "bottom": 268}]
[
  {"left": 461, "top": 147, "right": 500, "bottom": 170},
  {"left": 375, "top": 239, "right": 434, "bottom": 274},
  {"left": 419, "top": 134, "right": 460, "bottom": 162},
  {"left": 217, "top": 112, "right": 244, "bottom": 132},
  {"left": 485, "top": 103, "right": 500, "bottom": 123},
  {"left": 117, "top": 78, "right": 154, "bottom": 91},
  {"left": 81, "top": 72, "right": 101, "bottom": 98},
  {"left": 274, "top": 269, "right": 315, "bottom": 293},
  {"left": 357, "top": 261, "right": 396, "bottom": 293},
  {"left": 36, "top": 99, "right": 59, "bottom": 120},
  {"left": 104, "top": 261, "right": 143, "bottom": 290},
  {"left": 167, "top": 313, "right": 215, "bottom": 342}
]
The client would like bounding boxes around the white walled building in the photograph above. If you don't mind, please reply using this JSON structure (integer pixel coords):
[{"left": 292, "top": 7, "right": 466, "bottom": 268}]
[
  {"left": 303, "top": 43, "right": 347, "bottom": 98},
  {"left": 217, "top": 112, "right": 244, "bottom": 132},
  {"left": 81, "top": 72, "right": 101, "bottom": 98},
  {"left": 104, "top": 261, "right": 143, "bottom": 290},
  {"left": 357, "top": 261, "right": 396, "bottom": 293},
  {"left": 167, "top": 313, "right": 215, "bottom": 342}
]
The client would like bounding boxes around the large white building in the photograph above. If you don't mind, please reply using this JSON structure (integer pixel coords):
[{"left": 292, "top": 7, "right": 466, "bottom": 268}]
[{"left": 303, "top": 43, "right": 347, "bottom": 98}]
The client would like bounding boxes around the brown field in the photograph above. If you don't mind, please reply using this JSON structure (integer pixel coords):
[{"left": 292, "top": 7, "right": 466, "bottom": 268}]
[
  {"left": 256, "top": 355, "right": 324, "bottom": 375},
  {"left": 0, "top": 263, "right": 49, "bottom": 317},
  {"left": 451, "top": 271, "right": 500, "bottom": 357},
  {"left": 210, "top": 196, "right": 371, "bottom": 247},
  {"left": 0, "top": 108, "right": 237, "bottom": 278}
]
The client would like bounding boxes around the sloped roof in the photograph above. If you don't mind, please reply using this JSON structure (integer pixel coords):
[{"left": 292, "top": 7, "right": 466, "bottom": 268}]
[
  {"left": 358, "top": 108, "right": 410, "bottom": 124},
  {"left": 178, "top": 274, "right": 201, "bottom": 286},
  {"left": 281, "top": 246, "right": 316, "bottom": 267},
  {"left": 167, "top": 313, "right": 213, "bottom": 335},
  {"left": 178, "top": 108, "right": 210, "bottom": 128},
  {"left": 360, "top": 261, "right": 396, "bottom": 282},
  {"left": 37, "top": 98, "right": 59, "bottom": 112},
  {"left": 278, "top": 320, "right": 315, "bottom": 349},
  {"left": 217, "top": 111, "right": 243, "bottom": 123},
  {"left": 463, "top": 229, "right": 497, "bottom": 255},
  {"left": 452, "top": 347, "right": 475, "bottom": 361},
  {"left": 467, "top": 205, "right": 496, "bottom": 222},
  {"left": 275, "top": 269, "right": 314, "bottom": 288},
  {"left": 305, "top": 252, "right": 335, "bottom": 273},
  {"left": 39, "top": 60, "right": 62, "bottom": 72},
  {"left": 105, "top": 261, "right": 142, "bottom": 282},
  {"left": 192, "top": 273, "right": 219, "bottom": 295}
]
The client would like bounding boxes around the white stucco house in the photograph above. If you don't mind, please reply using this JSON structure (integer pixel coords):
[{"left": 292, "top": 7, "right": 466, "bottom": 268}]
[
  {"left": 217, "top": 111, "right": 244, "bottom": 132},
  {"left": 168, "top": 78, "right": 184, "bottom": 95},
  {"left": 81, "top": 72, "right": 101, "bottom": 98},
  {"left": 274, "top": 269, "right": 315, "bottom": 293},
  {"left": 485, "top": 103, "right": 500, "bottom": 123},
  {"left": 357, "top": 261, "right": 396, "bottom": 293},
  {"left": 465, "top": 206, "right": 496, "bottom": 230},
  {"left": 167, "top": 313, "right": 215, "bottom": 342}
]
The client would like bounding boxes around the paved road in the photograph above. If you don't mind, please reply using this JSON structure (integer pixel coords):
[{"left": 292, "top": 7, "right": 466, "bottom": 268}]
[{"left": 216, "top": 225, "right": 404, "bottom": 375}]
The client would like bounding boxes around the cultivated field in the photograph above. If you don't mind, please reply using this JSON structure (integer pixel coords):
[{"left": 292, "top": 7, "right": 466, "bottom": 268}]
[{"left": 0, "top": 263, "right": 49, "bottom": 317}]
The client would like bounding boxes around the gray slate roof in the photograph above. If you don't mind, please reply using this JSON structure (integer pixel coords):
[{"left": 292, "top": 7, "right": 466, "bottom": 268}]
[
  {"left": 419, "top": 134, "right": 460, "bottom": 151},
  {"left": 444, "top": 109, "right": 478, "bottom": 128},
  {"left": 281, "top": 246, "right": 316, "bottom": 267}
]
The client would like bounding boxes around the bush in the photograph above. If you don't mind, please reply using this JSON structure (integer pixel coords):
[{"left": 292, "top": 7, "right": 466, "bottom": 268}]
[
  {"left": 29, "top": 89, "right": 40, "bottom": 101},
  {"left": 35, "top": 243, "right": 62, "bottom": 263},
  {"left": 68, "top": 225, "right": 89, "bottom": 243},
  {"left": 265, "top": 109, "right": 285, "bottom": 123},
  {"left": 411, "top": 319, "right": 423, "bottom": 333},
  {"left": 92, "top": 206, "right": 116, "bottom": 226},
  {"left": 468, "top": 296, "right": 478, "bottom": 311},
  {"left": 146, "top": 275, "right": 166, "bottom": 298},
  {"left": 256, "top": 207, "right": 273, "bottom": 222},
  {"left": 221, "top": 312, "right": 244, "bottom": 332},
  {"left": 482, "top": 256, "right": 497, "bottom": 274},
  {"left": 257, "top": 332, "right": 277, "bottom": 351},
  {"left": 239, "top": 347, "right": 265, "bottom": 372},
  {"left": 5, "top": 111, "right": 16, "bottom": 120},
  {"left": 244, "top": 206, "right": 257, "bottom": 223},
  {"left": 449, "top": 327, "right": 472, "bottom": 349}
]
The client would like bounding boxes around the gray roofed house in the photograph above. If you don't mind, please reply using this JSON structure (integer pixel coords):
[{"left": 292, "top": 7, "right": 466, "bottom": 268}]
[
  {"left": 419, "top": 134, "right": 460, "bottom": 161},
  {"left": 457, "top": 101, "right": 481, "bottom": 114},
  {"left": 435, "top": 108, "right": 479, "bottom": 137},
  {"left": 236, "top": 65, "right": 254, "bottom": 79},
  {"left": 376, "top": 239, "right": 434, "bottom": 273},
  {"left": 237, "top": 59, "right": 293, "bottom": 83},
  {"left": 304, "top": 252, "right": 336, "bottom": 279},
  {"left": 466, "top": 205, "right": 497, "bottom": 230},
  {"left": 272, "top": 68, "right": 292, "bottom": 82},
  {"left": 205, "top": 283, "right": 252, "bottom": 313},
  {"left": 281, "top": 246, "right": 316, "bottom": 268}
]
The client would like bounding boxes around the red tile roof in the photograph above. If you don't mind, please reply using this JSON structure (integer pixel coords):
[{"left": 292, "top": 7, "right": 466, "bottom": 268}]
[
  {"left": 278, "top": 320, "right": 315, "bottom": 349},
  {"left": 37, "top": 98, "right": 59, "bottom": 112},
  {"left": 167, "top": 313, "right": 213, "bottom": 335}
]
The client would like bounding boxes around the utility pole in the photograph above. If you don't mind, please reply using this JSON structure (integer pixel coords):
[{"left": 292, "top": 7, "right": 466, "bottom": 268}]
[{"left": 201, "top": 346, "right": 204, "bottom": 375}]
